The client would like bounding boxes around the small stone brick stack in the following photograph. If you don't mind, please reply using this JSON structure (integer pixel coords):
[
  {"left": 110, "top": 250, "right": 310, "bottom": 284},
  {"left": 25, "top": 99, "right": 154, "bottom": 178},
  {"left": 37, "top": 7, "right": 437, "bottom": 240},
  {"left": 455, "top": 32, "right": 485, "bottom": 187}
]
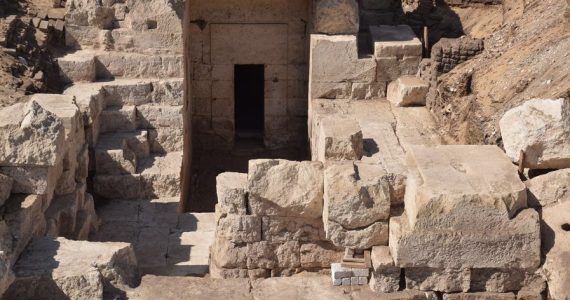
[{"left": 210, "top": 160, "right": 344, "bottom": 279}]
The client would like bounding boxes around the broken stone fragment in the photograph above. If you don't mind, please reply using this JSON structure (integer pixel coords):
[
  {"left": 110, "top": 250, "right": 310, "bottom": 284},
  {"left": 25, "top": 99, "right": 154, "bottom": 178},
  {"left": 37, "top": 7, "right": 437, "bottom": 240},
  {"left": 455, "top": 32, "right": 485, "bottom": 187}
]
[
  {"left": 317, "top": 117, "right": 363, "bottom": 162},
  {"left": 525, "top": 168, "right": 570, "bottom": 208},
  {"left": 325, "top": 219, "right": 389, "bottom": 249},
  {"left": 314, "top": 0, "right": 359, "bottom": 34},
  {"left": 216, "top": 172, "right": 247, "bottom": 215},
  {"left": 0, "top": 101, "right": 65, "bottom": 167},
  {"left": 324, "top": 162, "right": 391, "bottom": 229},
  {"left": 3, "top": 237, "right": 139, "bottom": 300},
  {"left": 248, "top": 159, "right": 324, "bottom": 219},
  {"left": 500, "top": 98, "right": 570, "bottom": 169},
  {"left": 370, "top": 246, "right": 401, "bottom": 293},
  {"left": 541, "top": 201, "right": 570, "bottom": 300},
  {"left": 387, "top": 76, "right": 429, "bottom": 107}
]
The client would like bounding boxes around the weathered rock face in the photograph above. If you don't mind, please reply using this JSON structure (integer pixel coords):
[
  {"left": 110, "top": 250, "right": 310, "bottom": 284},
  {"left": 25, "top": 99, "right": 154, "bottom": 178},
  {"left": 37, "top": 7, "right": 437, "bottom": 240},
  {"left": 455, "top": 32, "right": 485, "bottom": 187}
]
[
  {"left": 216, "top": 172, "right": 248, "bottom": 215},
  {"left": 248, "top": 159, "right": 324, "bottom": 219},
  {"left": 3, "top": 237, "right": 139, "bottom": 300},
  {"left": 316, "top": 117, "right": 363, "bottom": 162},
  {"left": 369, "top": 246, "right": 401, "bottom": 293},
  {"left": 541, "top": 201, "right": 570, "bottom": 300},
  {"left": 314, "top": 0, "right": 359, "bottom": 34},
  {"left": 0, "top": 251, "right": 14, "bottom": 298},
  {"left": 500, "top": 98, "right": 570, "bottom": 169},
  {"left": 0, "top": 173, "right": 13, "bottom": 207},
  {"left": 0, "top": 101, "right": 65, "bottom": 167},
  {"left": 526, "top": 168, "right": 570, "bottom": 208},
  {"left": 390, "top": 145, "right": 540, "bottom": 269}
]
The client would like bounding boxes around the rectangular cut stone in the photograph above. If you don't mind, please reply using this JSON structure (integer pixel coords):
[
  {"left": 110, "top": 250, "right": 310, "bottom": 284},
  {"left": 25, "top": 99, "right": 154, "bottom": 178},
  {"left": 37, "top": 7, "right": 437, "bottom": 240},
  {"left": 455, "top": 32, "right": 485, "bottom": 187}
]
[
  {"left": 405, "top": 268, "right": 470, "bottom": 292},
  {"left": 211, "top": 24, "right": 287, "bottom": 65},
  {"left": 0, "top": 165, "right": 61, "bottom": 195},
  {"left": 371, "top": 25, "right": 423, "bottom": 58},
  {"left": 216, "top": 215, "right": 261, "bottom": 243},
  {"left": 136, "top": 105, "right": 183, "bottom": 129},
  {"left": 390, "top": 145, "right": 540, "bottom": 270},
  {"left": 262, "top": 216, "right": 325, "bottom": 242},
  {"left": 370, "top": 246, "right": 401, "bottom": 293},
  {"left": 248, "top": 159, "right": 324, "bottom": 219},
  {"left": 99, "top": 106, "right": 137, "bottom": 133},
  {"left": 216, "top": 172, "right": 247, "bottom": 215},
  {"left": 300, "top": 242, "right": 343, "bottom": 268},
  {"left": 317, "top": 117, "right": 363, "bottom": 162},
  {"left": 57, "top": 52, "right": 96, "bottom": 83},
  {"left": 443, "top": 292, "right": 516, "bottom": 300},
  {"left": 387, "top": 76, "right": 429, "bottom": 107}
]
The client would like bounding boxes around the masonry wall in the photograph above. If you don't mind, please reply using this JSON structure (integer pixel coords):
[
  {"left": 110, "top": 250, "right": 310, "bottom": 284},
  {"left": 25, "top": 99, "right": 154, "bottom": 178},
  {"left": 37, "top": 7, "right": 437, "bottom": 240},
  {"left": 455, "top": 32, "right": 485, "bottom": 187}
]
[{"left": 189, "top": 0, "right": 311, "bottom": 150}]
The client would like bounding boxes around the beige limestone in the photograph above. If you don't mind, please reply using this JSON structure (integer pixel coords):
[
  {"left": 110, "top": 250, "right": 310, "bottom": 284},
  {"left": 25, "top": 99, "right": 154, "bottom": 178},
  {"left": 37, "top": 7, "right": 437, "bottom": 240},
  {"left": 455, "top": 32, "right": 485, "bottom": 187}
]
[
  {"left": 405, "top": 268, "right": 470, "bottom": 293},
  {"left": 216, "top": 215, "right": 262, "bottom": 243},
  {"left": 4, "top": 237, "right": 138, "bottom": 300},
  {"left": 314, "top": 0, "right": 359, "bottom": 34},
  {"left": 525, "top": 169, "right": 570, "bottom": 207},
  {"left": 387, "top": 76, "right": 429, "bottom": 107},
  {"left": 216, "top": 172, "right": 248, "bottom": 215},
  {"left": 541, "top": 201, "right": 570, "bottom": 300},
  {"left": 58, "top": 52, "right": 96, "bottom": 83},
  {"left": 442, "top": 293, "right": 516, "bottom": 300},
  {"left": 0, "top": 101, "right": 65, "bottom": 167},
  {"left": 262, "top": 216, "right": 325, "bottom": 243},
  {"left": 371, "top": 25, "right": 423, "bottom": 58},
  {"left": 317, "top": 117, "right": 363, "bottom": 162},
  {"left": 299, "top": 242, "right": 343, "bottom": 268},
  {"left": 248, "top": 159, "right": 324, "bottom": 219},
  {"left": 324, "top": 162, "right": 391, "bottom": 229},
  {"left": 499, "top": 98, "right": 570, "bottom": 169},
  {"left": 325, "top": 219, "right": 388, "bottom": 249},
  {"left": 390, "top": 145, "right": 540, "bottom": 269},
  {"left": 370, "top": 246, "right": 401, "bottom": 293}
]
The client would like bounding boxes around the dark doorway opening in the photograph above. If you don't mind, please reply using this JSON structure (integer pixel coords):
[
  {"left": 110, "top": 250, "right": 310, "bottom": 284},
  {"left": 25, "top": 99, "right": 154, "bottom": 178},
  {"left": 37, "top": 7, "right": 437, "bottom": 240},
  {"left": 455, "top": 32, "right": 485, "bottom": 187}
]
[{"left": 234, "top": 64, "right": 264, "bottom": 140}]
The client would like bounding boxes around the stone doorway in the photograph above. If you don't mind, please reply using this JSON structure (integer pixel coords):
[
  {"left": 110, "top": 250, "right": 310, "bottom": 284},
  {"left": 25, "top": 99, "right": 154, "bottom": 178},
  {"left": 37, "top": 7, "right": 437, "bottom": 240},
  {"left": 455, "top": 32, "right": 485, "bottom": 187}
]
[{"left": 234, "top": 64, "right": 265, "bottom": 141}]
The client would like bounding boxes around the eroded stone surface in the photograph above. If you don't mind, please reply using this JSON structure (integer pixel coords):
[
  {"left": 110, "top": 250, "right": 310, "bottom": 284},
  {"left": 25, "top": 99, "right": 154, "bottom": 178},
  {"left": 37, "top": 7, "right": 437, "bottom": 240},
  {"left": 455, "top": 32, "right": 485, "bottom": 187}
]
[
  {"left": 500, "top": 98, "right": 570, "bottom": 169},
  {"left": 216, "top": 172, "right": 248, "bottom": 215},
  {"left": 314, "top": 0, "right": 359, "bottom": 34},
  {"left": 387, "top": 76, "right": 429, "bottom": 107},
  {"left": 525, "top": 168, "right": 570, "bottom": 207}
]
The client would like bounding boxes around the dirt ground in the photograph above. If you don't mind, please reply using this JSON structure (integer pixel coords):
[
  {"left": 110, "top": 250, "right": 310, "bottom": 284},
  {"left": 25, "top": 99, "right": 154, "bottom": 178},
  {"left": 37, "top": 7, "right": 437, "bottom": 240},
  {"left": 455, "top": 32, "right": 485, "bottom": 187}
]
[{"left": 430, "top": 0, "right": 570, "bottom": 145}]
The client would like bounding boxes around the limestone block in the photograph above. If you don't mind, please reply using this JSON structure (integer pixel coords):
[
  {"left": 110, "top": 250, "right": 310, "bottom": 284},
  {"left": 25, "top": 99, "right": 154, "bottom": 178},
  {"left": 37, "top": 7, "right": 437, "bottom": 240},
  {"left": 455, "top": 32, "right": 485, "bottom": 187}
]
[
  {"left": 350, "top": 82, "right": 387, "bottom": 100},
  {"left": 314, "top": 0, "right": 359, "bottom": 34},
  {"left": 58, "top": 52, "right": 96, "bottom": 83},
  {"left": 0, "top": 101, "right": 64, "bottom": 167},
  {"left": 325, "top": 219, "right": 389, "bottom": 249},
  {"left": 31, "top": 94, "right": 83, "bottom": 145},
  {"left": 387, "top": 76, "right": 429, "bottom": 107},
  {"left": 371, "top": 25, "right": 423, "bottom": 58},
  {"left": 136, "top": 105, "right": 183, "bottom": 129},
  {"left": 310, "top": 82, "right": 352, "bottom": 99},
  {"left": 370, "top": 246, "right": 401, "bottom": 293},
  {"left": 406, "top": 268, "right": 470, "bottom": 292},
  {"left": 442, "top": 292, "right": 516, "bottom": 300},
  {"left": 64, "top": 24, "right": 101, "bottom": 49},
  {"left": 216, "top": 215, "right": 262, "bottom": 243},
  {"left": 376, "top": 56, "right": 421, "bottom": 82},
  {"left": 541, "top": 201, "right": 570, "bottom": 300},
  {"left": 299, "top": 242, "right": 343, "bottom": 268},
  {"left": 324, "top": 162, "right": 391, "bottom": 229},
  {"left": 274, "top": 241, "right": 301, "bottom": 269},
  {"left": 152, "top": 79, "right": 184, "bottom": 106},
  {"left": 93, "top": 174, "right": 145, "bottom": 199},
  {"left": 248, "top": 159, "right": 324, "bottom": 219},
  {"left": 3, "top": 194, "right": 46, "bottom": 262},
  {"left": 0, "top": 251, "right": 14, "bottom": 298},
  {"left": 102, "top": 81, "right": 154, "bottom": 106},
  {"left": 0, "top": 164, "right": 61, "bottom": 195},
  {"left": 99, "top": 106, "right": 137, "bottom": 133},
  {"left": 0, "top": 174, "right": 13, "bottom": 207},
  {"left": 500, "top": 98, "right": 570, "bottom": 169},
  {"left": 262, "top": 216, "right": 325, "bottom": 242},
  {"left": 95, "top": 52, "right": 183, "bottom": 79},
  {"left": 94, "top": 148, "right": 137, "bottom": 175},
  {"left": 4, "top": 237, "right": 139, "bottom": 300},
  {"left": 317, "top": 117, "right": 363, "bottom": 162},
  {"left": 148, "top": 128, "right": 183, "bottom": 153},
  {"left": 525, "top": 169, "right": 570, "bottom": 207},
  {"left": 216, "top": 172, "right": 248, "bottom": 215},
  {"left": 310, "top": 35, "right": 376, "bottom": 83},
  {"left": 469, "top": 269, "right": 543, "bottom": 293},
  {"left": 246, "top": 241, "right": 275, "bottom": 269},
  {"left": 210, "top": 237, "right": 247, "bottom": 269}
]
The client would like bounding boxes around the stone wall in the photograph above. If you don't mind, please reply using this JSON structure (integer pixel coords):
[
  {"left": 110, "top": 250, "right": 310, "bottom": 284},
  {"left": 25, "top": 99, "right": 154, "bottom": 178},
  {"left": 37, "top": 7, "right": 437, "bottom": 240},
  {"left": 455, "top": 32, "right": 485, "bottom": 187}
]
[{"left": 189, "top": 0, "right": 311, "bottom": 150}]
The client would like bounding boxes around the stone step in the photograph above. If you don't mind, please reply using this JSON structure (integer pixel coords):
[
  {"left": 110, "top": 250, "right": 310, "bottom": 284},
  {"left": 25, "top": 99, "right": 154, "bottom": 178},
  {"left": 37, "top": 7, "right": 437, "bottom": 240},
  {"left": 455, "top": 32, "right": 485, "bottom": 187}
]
[
  {"left": 3, "top": 237, "right": 139, "bottom": 300},
  {"left": 99, "top": 105, "right": 137, "bottom": 133},
  {"left": 93, "top": 152, "right": 182, "bottom": 200},
  {"left": 58, "top": 50, "right": 183, "bottom": 82},
  {"left": 94, "top": 131, "right": 151, "bottom": 175}
]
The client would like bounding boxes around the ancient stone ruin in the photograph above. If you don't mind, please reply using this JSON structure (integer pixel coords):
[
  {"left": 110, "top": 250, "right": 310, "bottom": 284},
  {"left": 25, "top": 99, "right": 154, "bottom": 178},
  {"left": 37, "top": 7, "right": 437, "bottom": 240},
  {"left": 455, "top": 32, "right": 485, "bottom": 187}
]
[{"left": 0, "top": 0, "right": 569, "bottom": 299}]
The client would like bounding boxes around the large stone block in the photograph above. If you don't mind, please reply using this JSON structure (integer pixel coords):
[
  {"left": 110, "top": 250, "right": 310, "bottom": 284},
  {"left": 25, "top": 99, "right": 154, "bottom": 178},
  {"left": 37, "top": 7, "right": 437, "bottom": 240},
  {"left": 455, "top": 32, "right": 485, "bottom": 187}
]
[
  {"left": 314, "top": 0, "right": 359, "bottom": 34},
  {"left": 406, "top": 268, "right": 470, "bottom": 292},
  {"left": 500, "top": 98, "right": 570, "bottom": 169},
  {"left": 262, "top": 216, "right": 325, "bottom": 242},
  {"left": 0, "top": 101, "right": 65, "bottom": 167},
  {"left": 0, "top": 174, "right": 13, "bottom": 207},
  {"left": 216, "top": 172, "right": 248, "bottom": 215},
  {"left": 210, "top": 237, "right": 247, "bottom": 269},
  {"left": 541, "top": 201, "right": 570, "bottom": 300},
  {"left": 324, "top": 162, "right": 391, "bottom": 229},
  {"left": 442, "top": 292, "right": 516, "bottom": 300},
  {"left": 3, "top": 194, "right": 46, "bottom": 262},
  {"left": 317, "top": 117, "right": 363, "bottom": 162},
  {"left": 390, "top": 145, "right": 540, "bottom": 269},
  {"left": 299, "top": 242, "right": 343, "bottom": 268},
  {"left": 58, "top": 52, "right": 96, "bottom": 83},
  {"left": 525, "top": 169, "right": 570, "bottom": 207},
  {"left": 0, "top": 164, "right": 62, "bottom": 195},
  {"left": 136, "top": 105, "right": 183, "bottom": 129},
  {"left": 248, "top": 159, "right": 324, "bottom": 219},
  {"left": 387, "top": 76, "right": 429, "bottom": 107},
  {"left": 325, "top": 219, "right": 388, "bottom": 249},
  {"left": 3, "top": 237, "right": 138, "bottom": 300},
  {"left": 310, "top": 35, "right": 376, "bottom": 84},
  {"left": 371, "top": 25, "right": 423, "bottom": 58},
  {"left": 216, "top": 215, "right": 262, "bottom": 243}
]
